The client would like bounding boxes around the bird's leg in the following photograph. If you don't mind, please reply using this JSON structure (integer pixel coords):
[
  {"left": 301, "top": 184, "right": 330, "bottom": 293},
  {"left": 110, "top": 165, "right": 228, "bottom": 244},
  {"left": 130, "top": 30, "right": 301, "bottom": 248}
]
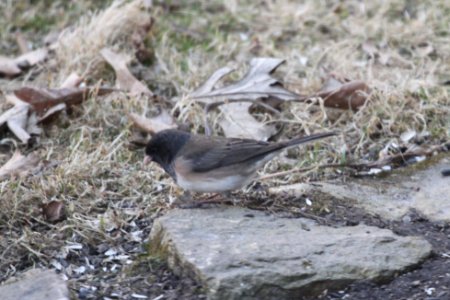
[
  {"left": 179, "top": 190, "right": 192, "bottom": 202},
  {"left": 196, "top": 192, "right": 234, "bottom": 205},
  {"left": 171, "top": 191, "right": 196, "bottom": 208},
  {"left": 172, "top": 191, "right": 218, "bottom": 209}
]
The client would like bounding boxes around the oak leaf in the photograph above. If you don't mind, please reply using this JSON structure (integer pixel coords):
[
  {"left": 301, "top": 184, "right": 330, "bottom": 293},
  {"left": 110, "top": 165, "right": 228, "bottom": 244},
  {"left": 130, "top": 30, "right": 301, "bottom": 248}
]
[
  {"left": 101, "top": 48, "right": 153, "bottom": 96},
  {"left": 219, "top": 102, "right": 276, "bottom": 140},
  {"left": 0, "top": 151, "right": 40, "bottom": 179},
  {"left": 190, "top": 57, "right": 299, "bottom": 104},
  {"left": 128, "top": 110, "right": 177, "bottom": 134}
]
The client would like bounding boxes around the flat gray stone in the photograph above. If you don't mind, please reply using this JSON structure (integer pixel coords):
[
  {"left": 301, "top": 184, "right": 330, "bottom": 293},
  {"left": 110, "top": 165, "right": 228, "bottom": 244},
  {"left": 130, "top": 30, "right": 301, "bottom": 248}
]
[
  {"left": 149, "top": 208, "right": 431, "bottom": 299},
  {"left": 0, "top": 269, "right": 68, "bottom": 300},
  {"left": 270, "top": 155, "right": 450, "bottom": 221}
]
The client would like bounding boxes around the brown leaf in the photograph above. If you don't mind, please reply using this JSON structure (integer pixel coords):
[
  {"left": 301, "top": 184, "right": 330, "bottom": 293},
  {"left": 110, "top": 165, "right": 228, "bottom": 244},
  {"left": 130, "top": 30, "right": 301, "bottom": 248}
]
[
  {"left": 42, "top": 200, "right": 65, "bottom": 223},
  {"left": 128, "top": 110, "right": 177, "bottom": 134},
  {"left": 101, "top": 48, "right": 153, "bottom": 96},
  {"left": 218, "top": 102, "right": 276, "bottom": 140},
  {"left": 317, "top": 76, "right": 370, "bottom": 110},
  {"left": 191, "top": 57, "right": 299, "bottom": 104},
  {"left": 14, "top": 86, "right": 115, "bottom": 116},
  {"left": 0, "top": 151, "right": 40, "bottom": 179}
]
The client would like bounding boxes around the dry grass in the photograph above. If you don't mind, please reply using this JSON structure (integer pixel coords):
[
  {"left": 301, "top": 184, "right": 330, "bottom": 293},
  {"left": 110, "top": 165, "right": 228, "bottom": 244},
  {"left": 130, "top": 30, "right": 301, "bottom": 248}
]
[{"left": 0, "top": 0, "right": 449, "bottom": 298}]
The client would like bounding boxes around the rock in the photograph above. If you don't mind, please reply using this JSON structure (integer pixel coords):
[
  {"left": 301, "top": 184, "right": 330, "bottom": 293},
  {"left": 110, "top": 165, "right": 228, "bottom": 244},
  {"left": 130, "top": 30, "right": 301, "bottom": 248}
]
[
  {"left": 270, "top": 180, "right": 410, "bottom": 220},
  {"left": 270, "top": 155, "right": 450, "bottom": 221},
  {"left": 149, "top": 208, "right": 431, "bottom": 299},
  {"left": 0, "top": 269, "right": 68, "bottom": 300}
]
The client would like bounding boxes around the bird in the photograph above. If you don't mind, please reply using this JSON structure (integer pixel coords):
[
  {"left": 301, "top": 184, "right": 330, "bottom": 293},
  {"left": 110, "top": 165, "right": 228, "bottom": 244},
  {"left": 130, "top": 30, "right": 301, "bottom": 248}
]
[{"left": 144, "top": 129, "right": 335, "bottom": 193}]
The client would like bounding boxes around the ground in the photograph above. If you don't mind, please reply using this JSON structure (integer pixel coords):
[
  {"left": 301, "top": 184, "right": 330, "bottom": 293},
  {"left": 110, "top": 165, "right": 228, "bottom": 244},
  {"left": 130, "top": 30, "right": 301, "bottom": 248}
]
[{"left": 0, "top": 0, "right": 449, "bottom": 299}]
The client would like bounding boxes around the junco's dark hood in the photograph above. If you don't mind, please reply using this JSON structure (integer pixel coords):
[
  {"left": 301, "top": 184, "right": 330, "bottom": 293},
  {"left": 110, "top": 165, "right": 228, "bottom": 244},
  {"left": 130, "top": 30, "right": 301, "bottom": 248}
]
[
  {"left": 145, "top": 129, "right": 190, "bottom": 178},
  {"left": 145, "top": 129, "right": 335, "bottom": 193}
]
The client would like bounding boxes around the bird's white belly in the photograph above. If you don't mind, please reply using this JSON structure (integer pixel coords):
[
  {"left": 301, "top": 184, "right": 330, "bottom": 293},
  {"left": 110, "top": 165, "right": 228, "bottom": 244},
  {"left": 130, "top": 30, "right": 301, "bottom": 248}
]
[{"left": 176, "top": 173, "right": 249, "bottom": 193}]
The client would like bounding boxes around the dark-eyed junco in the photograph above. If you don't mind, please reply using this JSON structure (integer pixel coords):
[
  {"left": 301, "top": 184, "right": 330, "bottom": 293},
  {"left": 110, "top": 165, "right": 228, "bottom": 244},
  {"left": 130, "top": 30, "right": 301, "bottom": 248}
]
[{"left": 144, "top": 129, "right": 335, "bottom": 193}]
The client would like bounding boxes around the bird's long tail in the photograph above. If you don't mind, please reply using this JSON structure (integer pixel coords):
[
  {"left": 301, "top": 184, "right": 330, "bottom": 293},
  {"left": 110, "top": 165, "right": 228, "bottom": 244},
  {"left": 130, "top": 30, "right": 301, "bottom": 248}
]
[{"left": 284, "top": 131, "right": 336, "bottom": 148}]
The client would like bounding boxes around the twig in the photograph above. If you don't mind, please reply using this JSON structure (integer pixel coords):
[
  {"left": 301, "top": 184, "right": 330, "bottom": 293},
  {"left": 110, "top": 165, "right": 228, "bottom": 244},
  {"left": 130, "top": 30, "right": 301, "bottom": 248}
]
[
  {"left": 258, "top": 163, "right": 348, "bottom": 181},
  {"left": 259, "top": 144, "right": 449, "bottom": 181}
]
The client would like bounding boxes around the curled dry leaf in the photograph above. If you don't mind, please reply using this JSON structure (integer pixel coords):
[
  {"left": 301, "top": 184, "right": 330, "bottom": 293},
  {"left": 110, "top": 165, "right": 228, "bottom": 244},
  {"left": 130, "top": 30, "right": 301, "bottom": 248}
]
[
  {"left": 316, "top": 76, "right": 370, "bottom": 110},
  {"left": 14, "top": 86, "right": 115, "bottom": 116},
  {"left": 190, "top": 57, "right": 299, "bottom": 104},
  {"left": 0, "top": 74, "right": 113, "bottom": 143},
  {"left": 128, "top": 110, "right": 177, "bottom": 134},
  {"left": 60, "top": 73, "right": 83, "bottom": 89},
  {"left": 42, "top": 200, "right": 66, "bottom": 223},
  {"left": 15, "top": 48, "right": 48, "bottom": 68},
  {"left": 191, "top": 58, "right": 292, "bottom": 138},
  {"left": 219, "top": 102, "right": 277, "bottom": 140},
  {"left": 0, "top": 56, "right": 22, "bottom": 76},
  {"left": 101, "top": 48, "right": 153, "bottom": 96},
  {"left": 0, "top": 95, "right": 34, "bottom": 143},
  {"left": 0, "top": 151, "right": 40, "bottom": 179},
  {"left": 0, "top": 48, "right": 48, "bottom": 77}
]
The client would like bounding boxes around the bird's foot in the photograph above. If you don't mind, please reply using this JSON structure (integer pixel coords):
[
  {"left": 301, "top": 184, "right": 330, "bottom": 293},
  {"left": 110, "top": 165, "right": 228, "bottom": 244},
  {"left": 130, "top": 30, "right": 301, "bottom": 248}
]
[{"left": 173, "top": 192, "right": 234, "bottom": 209}]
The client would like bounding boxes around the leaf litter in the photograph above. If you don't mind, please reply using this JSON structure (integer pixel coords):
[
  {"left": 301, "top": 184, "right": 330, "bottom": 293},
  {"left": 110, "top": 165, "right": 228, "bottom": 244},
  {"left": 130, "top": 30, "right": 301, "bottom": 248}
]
[
  {"left": 314, "top": 75, "right": 371, "bottom": 110},
  {"left": 191, "top": 57, "right": 295, "bottom": 139},
  {"left": 128, "top": 110, "right": 177, "bottom": 135},
  {"left": 191, "top": 57, "right": 299, "bottom": 104},
  {"left": 0, "top": 151, "right": 40, "bottom": 179},
  {"left": 101, "top": 48, "right": 153, "bottom": 97}
]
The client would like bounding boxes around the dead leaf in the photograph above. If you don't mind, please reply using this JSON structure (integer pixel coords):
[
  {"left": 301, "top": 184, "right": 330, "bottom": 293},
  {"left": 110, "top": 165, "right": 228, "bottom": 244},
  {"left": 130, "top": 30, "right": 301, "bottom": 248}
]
[
  {"left": 42, "top": 200, "right": 65, "bottom": 223},
  {"left": 61, "top": 73, "right": 83, "bottom": 88},
  {"left": 101, "top": 48, "right": 153, "bottom": 96},
  {"left": 0, "top": 95, "right": 33, "bottom": 143},
  {"left": 0, "top": 47, "right": 48, "bottom": 77},
  {"left": 219, "top": 102, "right": 276, "bottom": 140},
  {"left": 0, "top": 56, "right": 22, "bottom": 76},
  {"left": 14, "top": 86, "right": 115, "bottom": 116},
  {"left": 400, "top": 130, "right": 417, "bottom": 143},
  {"left": 316, "top": 76, "right": 370, "bottom": 110},
  {"left": 38, "top": 103, "right": 67, "bottom": 123},
  {"left": 0, "top": 76, "right": 113, "bottom": 143},
  {"left": 128, "top": 110, "right": 177, "bottom": 134},
  {"left": 0, "top": 151, "right": 40, "bottom": 179},
  {"left": 15, "top": 48, "right": 48, "bottom": 68},
  {"left": 190, "top": 57, "right": 299, "bottom": 104}
]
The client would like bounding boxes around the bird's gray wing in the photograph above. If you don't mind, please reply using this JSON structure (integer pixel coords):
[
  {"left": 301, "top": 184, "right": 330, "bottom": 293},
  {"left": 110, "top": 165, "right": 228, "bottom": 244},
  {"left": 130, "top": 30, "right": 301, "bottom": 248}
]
[{"left": 180, "top": 136, "right": 279, "bottom": 173}]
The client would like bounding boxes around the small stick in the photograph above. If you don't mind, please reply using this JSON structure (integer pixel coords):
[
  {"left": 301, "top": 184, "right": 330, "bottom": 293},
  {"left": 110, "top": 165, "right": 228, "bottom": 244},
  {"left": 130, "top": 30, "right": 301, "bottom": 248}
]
[{"left": 258, "top": 163, "right": 348, "bottom": 181}]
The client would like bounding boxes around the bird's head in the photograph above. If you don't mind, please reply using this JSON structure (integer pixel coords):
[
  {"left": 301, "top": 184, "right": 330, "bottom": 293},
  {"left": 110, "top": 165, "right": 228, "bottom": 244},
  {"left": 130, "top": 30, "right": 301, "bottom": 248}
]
[{"left": 144, "top": 129, "right": 190, "bottom": 168}]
